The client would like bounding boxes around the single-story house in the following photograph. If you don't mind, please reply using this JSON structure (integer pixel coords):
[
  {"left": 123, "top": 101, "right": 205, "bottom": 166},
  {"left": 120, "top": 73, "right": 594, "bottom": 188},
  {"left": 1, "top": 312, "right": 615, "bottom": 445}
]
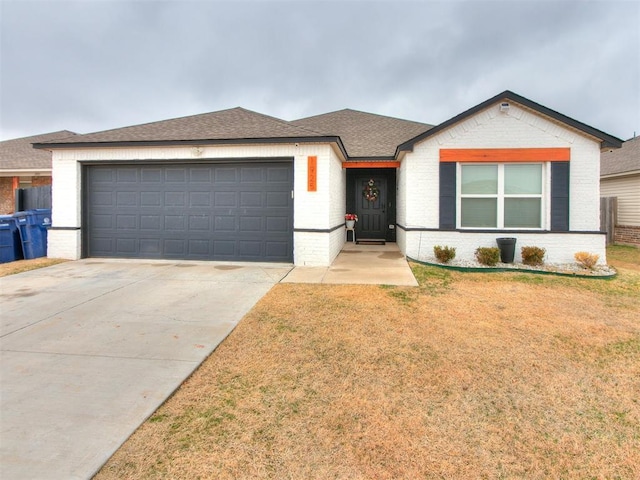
[
  {"left": 0, "top": 130, "right": 76, "bottom": 214},
  {"left": 34, "top": 90, "right": 622, "bottom": 266},
  {"left": 600, "top": 135, "right": 640, "bottom": 246}
]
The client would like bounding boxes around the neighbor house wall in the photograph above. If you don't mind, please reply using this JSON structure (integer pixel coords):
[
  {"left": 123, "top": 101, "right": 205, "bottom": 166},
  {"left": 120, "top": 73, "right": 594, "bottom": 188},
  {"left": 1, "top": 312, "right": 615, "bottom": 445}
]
[
  {"left": 600, "top": 174, "right": 640, "bottom": 226},
  {"left": 0, "top": 177, "right": 15, "bottom": 214},
  {"left": 0, "top": 175, "right": 51, "bottom": 214},
  {"left": 601, "top": 173, "right": 640, "bottom": 246},
  {"left": 47, "top": 143, "right": 345, "bottom": 266},
  {"left": 398, "top": 102, "right": 606, "bottom": 264}
]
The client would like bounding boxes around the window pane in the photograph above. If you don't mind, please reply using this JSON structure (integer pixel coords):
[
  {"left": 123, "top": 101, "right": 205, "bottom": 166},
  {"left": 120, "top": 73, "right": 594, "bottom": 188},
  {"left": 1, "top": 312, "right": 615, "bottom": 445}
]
[
  {"left": 461, "top": 198, "right": 497, "bottom": 227},
  {"left": 461, "top": 165, "right": 498, "bottom": 194},
  {"left": 505, "top": 164, "right": 542, "bottom": 194},
  {"left": 504, "top": 198, "right": 541, "bottom": 228}
]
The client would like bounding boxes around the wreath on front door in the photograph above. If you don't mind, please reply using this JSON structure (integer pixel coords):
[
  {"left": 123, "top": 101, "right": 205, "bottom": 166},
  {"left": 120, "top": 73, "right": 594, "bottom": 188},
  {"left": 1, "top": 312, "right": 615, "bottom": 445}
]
[{"left": 362, "top": 178, "right": 379, "bottom": 202}]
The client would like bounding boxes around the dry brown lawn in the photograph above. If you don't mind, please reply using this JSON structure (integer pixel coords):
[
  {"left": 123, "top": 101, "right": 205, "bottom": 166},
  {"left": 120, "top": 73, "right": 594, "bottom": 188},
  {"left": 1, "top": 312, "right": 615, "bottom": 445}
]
[
  {"left": 0, "top": 257, "right": 68, "bottom": 277},
  {"left": 96, "top": 246, "right": 640, "bottom": 479}
]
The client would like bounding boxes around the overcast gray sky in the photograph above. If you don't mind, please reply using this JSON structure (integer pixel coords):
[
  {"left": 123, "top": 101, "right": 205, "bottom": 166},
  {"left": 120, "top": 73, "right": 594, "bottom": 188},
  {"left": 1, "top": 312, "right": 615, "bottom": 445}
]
[{"left": 1, "top": 0, "right": 638, "bottom": 142}]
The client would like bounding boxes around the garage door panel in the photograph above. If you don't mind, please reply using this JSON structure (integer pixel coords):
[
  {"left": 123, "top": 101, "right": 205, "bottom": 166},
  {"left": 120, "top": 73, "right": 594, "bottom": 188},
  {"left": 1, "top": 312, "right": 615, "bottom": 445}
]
[
  {"left": 116, "top": 238, "right": 136, "bottom": 254},
  {"left": 141, "top": 168, "right": 162, "bottom": 182},
  {"left": 140, "top": 239, "right": 161, "bottom": 255},
  {"left": 91, "top": 214, "right": 113, "bottom": 229},
  {"left": 163, "top": 192, "right": 184, "bottom": 206},
  {"left": 116, "top": 169, "right": 138, "bottom": 183},
  {"left": 116, "top": 191, "right": 137, "bottom": 207},
  {"left": 164, "top": 215, "right": 186, "bottom": 230},
  {"left": 141, "top": 192, "right": 161, "bottom": 206},
  {"left": 214, "top": 192, "right": 237, "bottom": 207},
  {"left": 91, "top": 192, "right": 114, "bottom": 207},
  {"left": 165, "top": 169, "right": 187, "bottom": 182},
  {"left": 116, "top": 215, "right": 137, "bottom": 230},
  {"left": 266, "top": 191, "right": 289, "bottom": 207},
  {"left": 189, "top": 215, "right": 210, "bottom": 231},
  {"left": 214, "top": 168, "right": 238, "bottom": 183},
  {"left": 239, "top": 217, "right": 263, "bottom": 232},
  {"left": 85, "top": 162, "right": 293, "bottom": 262}
]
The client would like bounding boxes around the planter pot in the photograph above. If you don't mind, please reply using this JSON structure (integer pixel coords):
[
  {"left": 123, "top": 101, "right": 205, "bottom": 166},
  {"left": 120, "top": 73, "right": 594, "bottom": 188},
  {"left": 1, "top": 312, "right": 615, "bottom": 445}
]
[
  {"left": 346, "top": 220, "right": 355, "bottom": 228},
  {"left": 496, "top": 237, "right": 517, "bottom": 263}
]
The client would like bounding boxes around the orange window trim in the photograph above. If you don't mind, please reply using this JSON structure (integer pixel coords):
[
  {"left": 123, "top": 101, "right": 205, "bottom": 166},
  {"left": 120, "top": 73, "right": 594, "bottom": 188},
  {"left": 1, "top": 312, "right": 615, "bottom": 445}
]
[
  {"left": 439, "top": 148, "right": 570, "bottom": 162},
  {"left": 342, "top": 161, "right": 400, "bottom": 169}
]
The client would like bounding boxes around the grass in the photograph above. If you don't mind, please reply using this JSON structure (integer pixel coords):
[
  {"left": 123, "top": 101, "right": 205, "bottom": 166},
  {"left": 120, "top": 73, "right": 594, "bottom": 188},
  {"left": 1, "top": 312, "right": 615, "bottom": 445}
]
[
  {"left": 93, "top": 244, "right": 640, "bottom": 479},
  {"left": 0, "top": 257, "right": 68, "bottom": 277}
]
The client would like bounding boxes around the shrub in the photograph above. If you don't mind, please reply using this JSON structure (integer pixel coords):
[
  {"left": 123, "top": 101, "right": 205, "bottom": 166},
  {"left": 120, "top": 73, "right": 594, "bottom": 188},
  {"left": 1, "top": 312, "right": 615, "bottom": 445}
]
[
  {"left": 433, "top": 245, "right": 456, "bottom": 263},
  {"left": 521, "top": 246, "right": 546, "bottom": 266},
  {"left": 574, "top": 251, "right": 599, "bottom": 269},
  {"left": 475, "top": 247, "right": 500, "bottom": 266}
]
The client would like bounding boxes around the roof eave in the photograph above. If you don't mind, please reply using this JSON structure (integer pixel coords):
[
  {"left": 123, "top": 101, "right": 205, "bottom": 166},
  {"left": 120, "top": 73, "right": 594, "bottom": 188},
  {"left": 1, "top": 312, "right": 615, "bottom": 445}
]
[
  {"left": 601, "top": 169, "right": 640, "bottom": 179},
  {"left": 33, "top": 136, "right": 349, "bottom": 159}
]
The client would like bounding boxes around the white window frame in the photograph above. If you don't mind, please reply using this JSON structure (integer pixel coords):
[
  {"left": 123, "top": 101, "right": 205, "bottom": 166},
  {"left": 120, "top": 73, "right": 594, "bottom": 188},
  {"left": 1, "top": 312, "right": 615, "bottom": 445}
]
[{"left": 457, "top": 162, "right": 547, "bottom": 230}]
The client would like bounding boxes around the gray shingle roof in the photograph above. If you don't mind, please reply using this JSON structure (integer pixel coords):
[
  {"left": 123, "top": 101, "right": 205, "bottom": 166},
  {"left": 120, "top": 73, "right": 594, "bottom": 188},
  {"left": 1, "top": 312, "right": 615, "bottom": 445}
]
[
  {"left": 0, "top": 130, "right": 76, "bottom": 170},
  {"left": 38, "top": 108, "right": 323, "bottom": 145},
  {"left": 35, "top": 107, "right": 432, "bottom": 159},
  {"left": 601, "top": 136, "right": 640, "bottom": 176},
  {"left": 292, "top": 109, "right": 433, "bottom": 158}
]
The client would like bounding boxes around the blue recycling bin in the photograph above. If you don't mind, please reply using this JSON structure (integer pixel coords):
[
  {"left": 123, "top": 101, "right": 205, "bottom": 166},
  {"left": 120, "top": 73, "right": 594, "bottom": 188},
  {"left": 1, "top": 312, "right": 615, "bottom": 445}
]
[
  {"left": 30, "top": 209, "right": 52, "bottom": 227},
  {"left": 13, "top": 209, "right": 51, "bottom": 259},
  {"left": 0, "top": 216, "right": 23, "bottom": 263}
]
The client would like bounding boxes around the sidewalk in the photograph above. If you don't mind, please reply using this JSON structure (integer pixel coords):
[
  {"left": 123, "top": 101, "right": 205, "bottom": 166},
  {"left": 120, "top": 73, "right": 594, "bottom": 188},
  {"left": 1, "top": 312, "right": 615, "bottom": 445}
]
[{"left": 281, "top": 243, "right": 418, "bottom": 286}]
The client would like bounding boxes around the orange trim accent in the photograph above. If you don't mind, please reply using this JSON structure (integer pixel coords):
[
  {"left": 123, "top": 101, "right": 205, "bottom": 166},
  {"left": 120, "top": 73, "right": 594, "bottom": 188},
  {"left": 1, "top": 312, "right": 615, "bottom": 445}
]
[
  {"left": 307, "top": 156, "right": 317, "bottom": 192},
  {"left": 342, "top": 161, "right": 400, "bottom": 169},
  {"left": 12, "top": 176, "right": 19, "bottom": 190},
  {"left": 439, "top": 148, "right": 570, "bottom": 162}
]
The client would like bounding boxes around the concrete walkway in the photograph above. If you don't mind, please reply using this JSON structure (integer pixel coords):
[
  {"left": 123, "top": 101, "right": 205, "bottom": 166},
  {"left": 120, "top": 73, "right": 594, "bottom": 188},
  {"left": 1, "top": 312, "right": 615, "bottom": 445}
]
[
  {"left": 0, "top": 260, "right": 291, "bottom": 480},
  {"left": 282, "top": 242, "right": 418, "bottom": 286}
]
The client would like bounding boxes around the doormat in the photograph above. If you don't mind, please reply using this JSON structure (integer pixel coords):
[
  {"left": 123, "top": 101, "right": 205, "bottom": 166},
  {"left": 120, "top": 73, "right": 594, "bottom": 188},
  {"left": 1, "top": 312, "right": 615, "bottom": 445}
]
[{"left": 356, "top": 239, "right": 386, "bottom": 245}]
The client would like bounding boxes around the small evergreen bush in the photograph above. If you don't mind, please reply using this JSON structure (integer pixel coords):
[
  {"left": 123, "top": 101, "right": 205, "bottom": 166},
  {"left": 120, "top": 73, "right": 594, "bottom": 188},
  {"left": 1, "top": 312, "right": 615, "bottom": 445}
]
[
  {"left": 521, "top": 246, "right": 546, "bottom": 266},
  {"left": 433, "top": 245, "right": 456, "bottom": 263},
  {"left": 475, "top": 247, "right": 500, "bottom": 266},
  {"left": 574, "top": 251, "right": 599, "bottom": 269}
]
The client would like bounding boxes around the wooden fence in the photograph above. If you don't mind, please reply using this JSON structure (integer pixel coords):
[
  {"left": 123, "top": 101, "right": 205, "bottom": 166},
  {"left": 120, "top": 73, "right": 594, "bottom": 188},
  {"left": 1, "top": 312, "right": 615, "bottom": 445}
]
[
  {"left": 14, "top": 185, "right": 52, "bottom": 211},
  {"left": 600, "top": 196, "right": 617, "bottom": 245}
]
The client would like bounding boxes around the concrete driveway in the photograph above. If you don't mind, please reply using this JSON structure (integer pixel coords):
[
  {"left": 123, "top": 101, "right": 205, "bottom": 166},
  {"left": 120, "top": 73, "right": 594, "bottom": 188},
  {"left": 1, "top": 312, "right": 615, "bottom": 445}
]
[{"left": 0, "top": 259, "right": 291, "bottom": 480}]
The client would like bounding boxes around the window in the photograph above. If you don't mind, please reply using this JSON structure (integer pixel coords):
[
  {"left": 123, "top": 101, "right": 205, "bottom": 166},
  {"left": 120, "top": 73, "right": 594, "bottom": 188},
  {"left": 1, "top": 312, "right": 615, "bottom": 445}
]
[{"left": 459, "top": 164, "right": 543, "bottom": 229}]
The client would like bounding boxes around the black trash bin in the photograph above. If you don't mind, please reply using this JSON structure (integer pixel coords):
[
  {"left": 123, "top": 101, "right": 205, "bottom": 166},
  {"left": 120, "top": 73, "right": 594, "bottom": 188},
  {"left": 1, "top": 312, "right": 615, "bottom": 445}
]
[{"left": 496, "top": 237, "right": 517, "bottom": 263}]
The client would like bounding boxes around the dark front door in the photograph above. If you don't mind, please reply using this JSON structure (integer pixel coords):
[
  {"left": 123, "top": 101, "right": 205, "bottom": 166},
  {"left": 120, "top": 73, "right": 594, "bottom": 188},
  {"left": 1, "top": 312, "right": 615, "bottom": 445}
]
[{"left": 355, "top": 176, "right": 387, "bottom": 239}]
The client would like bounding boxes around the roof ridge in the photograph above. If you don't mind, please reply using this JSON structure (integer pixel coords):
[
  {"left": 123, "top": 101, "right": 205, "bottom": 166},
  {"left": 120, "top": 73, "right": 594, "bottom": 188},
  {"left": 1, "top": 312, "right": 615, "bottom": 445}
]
[
  {"left": 233, "top": 107, "right": 328, "bottom": 137},
  {"left": 294, "top": 108, "right": 433, "bottom": 128}
]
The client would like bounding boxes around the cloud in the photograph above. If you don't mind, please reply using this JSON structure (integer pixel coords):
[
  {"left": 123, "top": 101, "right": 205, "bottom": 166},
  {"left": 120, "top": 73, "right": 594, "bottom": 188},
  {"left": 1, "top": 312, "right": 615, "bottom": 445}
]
[{"left": 1, "top": 0, "right": 638, "bottom": 141}]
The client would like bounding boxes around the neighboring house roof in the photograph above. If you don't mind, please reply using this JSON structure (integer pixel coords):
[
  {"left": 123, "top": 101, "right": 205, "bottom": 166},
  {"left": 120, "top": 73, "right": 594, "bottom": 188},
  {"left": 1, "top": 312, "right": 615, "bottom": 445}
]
[
  {"left": 292, "top": 109, "right": 432, "bottom": 159},
  {"left": 398, "top": 90, "right": 623, "bottom": 153},
  {"left": 0, "top": 130, "right": 76, "bottom": 171},
  {"left": 601, "top": 135, "right": 640, "bottom": 177}
]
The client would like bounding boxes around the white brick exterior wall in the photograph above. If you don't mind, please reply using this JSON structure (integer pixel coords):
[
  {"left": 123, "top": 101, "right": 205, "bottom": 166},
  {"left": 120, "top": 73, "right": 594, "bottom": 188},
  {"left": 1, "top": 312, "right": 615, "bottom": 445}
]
[
  {"left": 405, "top": 231, "right": 605, "bottom": 265},
  {"left": 399, "top": 102, "right": 607, "bottom": 264},
  {"left": 48, "top": 142, "right": 346, "bottom": 266}
]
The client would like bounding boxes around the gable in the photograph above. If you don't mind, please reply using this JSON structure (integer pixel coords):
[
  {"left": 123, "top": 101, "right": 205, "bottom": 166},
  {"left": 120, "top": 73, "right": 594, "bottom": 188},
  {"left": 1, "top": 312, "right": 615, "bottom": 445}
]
[{"left": 399, "top": 91, "right": 623, "bottom": 153}]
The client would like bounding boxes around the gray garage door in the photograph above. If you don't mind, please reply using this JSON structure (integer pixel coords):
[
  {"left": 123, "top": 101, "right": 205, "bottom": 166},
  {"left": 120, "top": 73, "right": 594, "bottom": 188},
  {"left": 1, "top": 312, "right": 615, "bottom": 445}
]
[{"left": 84, "top": 161, "right": 293, "bottom": 262}]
